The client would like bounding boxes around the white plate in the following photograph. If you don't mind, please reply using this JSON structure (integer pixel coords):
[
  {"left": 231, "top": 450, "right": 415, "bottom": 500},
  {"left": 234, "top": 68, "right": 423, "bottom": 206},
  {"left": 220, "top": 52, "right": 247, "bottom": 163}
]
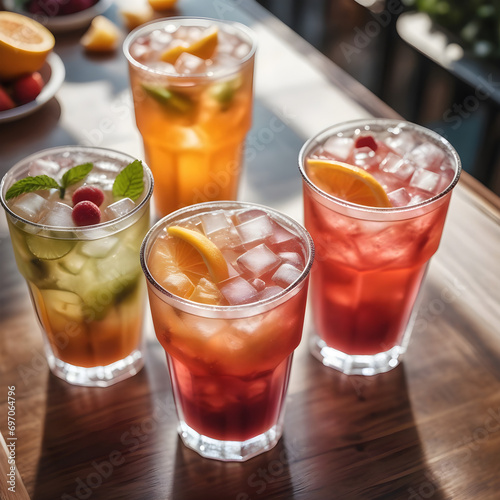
[
  {"left": 4, "top": 0, "right": 112, "bottom": 33},
  {"left": 0, "top": 53, "right": 65, "bottom": 124}
]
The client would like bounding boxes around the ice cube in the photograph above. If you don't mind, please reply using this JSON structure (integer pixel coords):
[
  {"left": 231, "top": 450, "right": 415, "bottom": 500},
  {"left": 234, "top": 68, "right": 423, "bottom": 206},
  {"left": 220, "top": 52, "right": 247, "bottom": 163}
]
[
  {"left": 353, "top": 146, "right": 377, "bottom": 170},
  {"left": 130, "top": 42, "right": 150, "bottom": 61},
  {"left": 208, "top": 226, "right": 242, "bottom": 250},
  {"left": 387, "top": 188, "right": 412, "bottom": 208},
  {"left": 236, "top": 244, "right": 281, "bottom": 277},
  {"left": 10, "top": 193, "right": 48, "bottom": 222},
  {"left": 235, "top": 209, "right": 267, "bottom": 224},
  {"left": 379, "top": 153, "right": 415, "bottom": 180},
  {"left": 322, "top": 136, "right": 354, "bottom": 161},
  {"left": 104, "top": 198, "right": 136, "bottom": 220},
  {"left": 189, "top": 277, "right": 222, "bottom": 305},
  {"left": 408, "top": 193, "right": 427, "bottom": 206},
  {"left": 385, "top": 132, "right": 417, "bottom": 155},
  {"left": 405, "top": 143, "right": 445, "bottom": 170},
  {"left": 271, "top": 263, "right": 302, "bottom": 288},
  {"left": 278, "top": 252, "right": 303, "bottom": 268},
  {"left": 200, "top": 210, "right": 231, "bottom": 235},
  {"left": 258, "top": 286, "right": 284, "bottom": 301},
  {"left": 29, "top": 159, "right": 60, "bottom": 177},
  {"left": 219, "top": 277, "right": 258, "bottom": 305},
  {"left": 269, "top": 221, "right": 297, "bottom": 246},
  {"left": 161, "top": 273, "right": 194, "bottom": 297},
  {"left": 249, "top": 278, "right": 265, "bottom": 291},
  {"left": 233, "top": 42, "right": 251, "bottom": 59},
  {"left": 174, "top": 52, "right": 206, "bottom": 74},
  {"left": 79, "top": 236, "right": 118, "bottom": 258},
  {"left": 409, "top": 169, "right": 441, "bottom": 194},
  {"left": 59, "top": 253, "right": 87, "bottom": 275},
  {"left": 40, "top": 202, "right": 74, "bottom": 227},
  {"left": 149, "top": 29, "right": 174, "bottom": 50},
  {"left": 236, "top": 215, "right": 273, "bottom": 245}
]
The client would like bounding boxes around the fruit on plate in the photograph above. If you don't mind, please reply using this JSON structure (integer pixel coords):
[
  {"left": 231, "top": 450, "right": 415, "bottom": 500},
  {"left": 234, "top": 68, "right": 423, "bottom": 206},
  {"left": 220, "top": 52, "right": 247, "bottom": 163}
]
[
  {"left": 12, "top": 72, "right": 44, "bottom": 105},
  {"left": 0, "top": 86, "right": 15, "bottom": 111},
  {"left": 80, "top": 16, "right": 120, "bottom": 52},
  {"left": 0, "top": 12, "right": 54, "bottom": 80},
  {"left": 26, "top": 0, "right": 99, "bottom": 16},
  {"left": 148, "top": 0, "right": 178, "bottom": 11},
  {"left": 120, "top": 5, "right": 154, "bottom": 31}
]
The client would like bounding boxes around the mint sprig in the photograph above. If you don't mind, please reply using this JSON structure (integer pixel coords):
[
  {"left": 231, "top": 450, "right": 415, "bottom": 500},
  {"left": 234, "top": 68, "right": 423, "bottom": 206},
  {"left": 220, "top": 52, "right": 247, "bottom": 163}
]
[
  {"left": 5, "top": 163, "right": 94, "bottom": 201},
  {"left": 112, "top": 160, "right": 144, "bottom": 201}
]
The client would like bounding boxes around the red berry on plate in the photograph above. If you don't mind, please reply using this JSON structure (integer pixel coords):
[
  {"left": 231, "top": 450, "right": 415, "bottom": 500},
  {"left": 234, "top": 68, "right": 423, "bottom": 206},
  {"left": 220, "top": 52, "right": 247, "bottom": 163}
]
[
  {"left": 72, "top": 201, "right": 101, "bottom": 226},
  {"left": 355, "top": 135, "right": 378, "bottom": 152},
  {"left": 13, "top": 72, "right": 44, "bottom": 105},
  {"left": 72, "top": 186, "right": 105, "bottom": 207},
  {"left": 0, "top": 86, "right": 15, "bottom": 111}
]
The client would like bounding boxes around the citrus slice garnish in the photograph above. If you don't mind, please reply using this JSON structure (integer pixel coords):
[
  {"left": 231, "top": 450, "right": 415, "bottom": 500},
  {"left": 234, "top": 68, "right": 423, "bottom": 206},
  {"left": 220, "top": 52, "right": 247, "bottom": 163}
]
[
  {"left": 80, "top": 16, "right": 120, "bottom": 53},
  {"left": 26, "top": 234, "right": 74, "bottom": 260},
  {"left": 160, "top": 27, "right": 218, "bottom": 64},
  {"left": 167, "top": 226, "right": 229, "bottom": 283},
  {"left": 0, "top": 12, "right": 55, "bottom": 80},
  {"left": 306, "top": 159, "right": 392, "bottom": 208},
  {"left": 148, "top": 0, "right": 178, "bottom": 10}
]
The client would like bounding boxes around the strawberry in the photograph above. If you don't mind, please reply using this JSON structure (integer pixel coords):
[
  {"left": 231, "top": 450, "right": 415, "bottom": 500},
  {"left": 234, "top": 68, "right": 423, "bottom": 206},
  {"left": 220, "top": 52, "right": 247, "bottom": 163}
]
[
  {"left": 0, "top": 85, "right": 15, "bottom": 111},
  {"left": 72, "top": 201, "right": 101, "bottom": 226},
  {"left": 12, "top": 72, "right": 44, "bottom": 105},
  {"left": 72, "top": 186, "right": 105, "bottom": 207},
  {"left": 355, "top": 135, "right": 378, "bottom": 152}
]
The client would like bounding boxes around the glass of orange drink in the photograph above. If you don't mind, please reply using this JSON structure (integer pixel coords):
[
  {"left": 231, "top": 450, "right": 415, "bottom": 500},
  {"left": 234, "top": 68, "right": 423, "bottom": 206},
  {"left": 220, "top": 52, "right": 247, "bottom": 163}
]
[
  {"left": 124, "top": 18, "right": 256, "bottom": 217},
  {"left": 299, "top": 120, "right": 461, "bottom": 375}
]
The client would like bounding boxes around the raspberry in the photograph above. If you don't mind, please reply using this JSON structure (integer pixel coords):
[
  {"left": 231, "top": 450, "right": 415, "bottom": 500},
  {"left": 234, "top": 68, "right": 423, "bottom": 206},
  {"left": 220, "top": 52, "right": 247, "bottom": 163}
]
[
  {"left": 72, "top": 201, "right": 101, "bottom": 226},
  {"left": 355, "top": 135, "right": 378, "bottom": 152},
  {"left": 72, "top": 186, "right": 105, "bottom": 207}
]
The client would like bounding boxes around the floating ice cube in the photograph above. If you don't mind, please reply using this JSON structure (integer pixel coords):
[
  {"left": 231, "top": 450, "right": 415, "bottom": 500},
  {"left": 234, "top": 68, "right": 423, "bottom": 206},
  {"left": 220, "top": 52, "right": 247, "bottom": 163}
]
[
  {"left": 405, "top": 143, "right": 445, "bottom": 170},
  {"left": 249, "top": 278, "right": 265, "bottom": 291},
  {"left": 233, "top": 42, "right": 251, "bottom": 59},
  {"left": 59, "top": 253, "right": 87, "bottom": 275},
  {"left": 130, "top": 42, "right": 150, "bottom": 61},
  {"left": 219, "top": 277, "right": 258, "bottom": 305},
  {"left": 189, "top": 277, "right": 222, "bottom": 305},
  {"left": 236, "top": 215, "right": 273, "bottom": 245},
  {"left": 29, "top": 159, "right": 61, "bottom": 177},
  {"left": 93, "top": 160, "right": 121, "bottom": 173},
  {"left": 271, "top": 263, "right": 302, "bottom": 288},
  {"left": 208, "top": 226, "right": 242, "bottom": 250},
  {"left": 353, "top": 146, "right": 377, "bottom": 170},
  {"left": 10, "top": 193, "right": 48, "bottom": 222},
  {"left": 236, "top": 244, "right": 281, "bottom": 277},
  {"left": 379, "top": 153, "right": 415, "bottom": 180},
  {"left": 79, "top": 236, "right": 118, "bottom": 258},
  {"left": 387, "top": 188, "right": 412, "bottom": 208},
  {"left": 258, "top": 286, "right": 284, "bottom": 301},
  {"left": 235, "top": 209, "right": 267, "bottom": 224},
  {"left": 174, "top": 52, "right": 206, "bottom": 74},
  {"left": 385, "top": 132, "right": 417, "bottom": 155},
  {"left": 269, "top": 221, "right": 297, "bottom": 246},
  {"left": 200, "top": 210, "right": 231, "bottom": 235},
  {"left": 322, "top": 136, "right": 354, "bottom": 161},
  {"left": 104, "top": 198, "right": 136, "bottom": 220},
  {"left": 149, "top": 29, "right": 174, "bottom": 50},
  {"left": 278, "top": 252, "right": 303, "bottom": 268},
  {"left": 161, "top": 273, "right": 194, "bottom": 297},
  {"left": 409, "top": 169, "right": 441, "bottom": 194},
  {"left": 40, "top": 202, "right": 74, "bottom": 227},
  {"left": 186, "top": 26, "right": 204, "bottom": 41},
  {"left": 408, "top": 193, "right": 427, "bottom": 206}
]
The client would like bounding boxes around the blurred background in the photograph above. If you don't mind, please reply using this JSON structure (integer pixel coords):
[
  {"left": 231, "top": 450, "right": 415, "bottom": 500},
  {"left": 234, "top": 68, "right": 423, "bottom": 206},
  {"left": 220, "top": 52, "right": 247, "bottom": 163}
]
[{"left": 257, "top": 0, "right": 500, "bottom": 196}]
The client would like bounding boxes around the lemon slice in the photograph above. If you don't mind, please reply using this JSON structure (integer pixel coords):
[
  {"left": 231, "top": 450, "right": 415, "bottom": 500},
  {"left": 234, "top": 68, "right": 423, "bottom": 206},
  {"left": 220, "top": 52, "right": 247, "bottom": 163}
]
[
  {"left": 167, "top": 226, "right": 229, "bottom": 283},
  {"left": 80, "top": 16, "right": 120, "bottom": 52},
  {"left": 148, "top": 0, "right": 178, "bottom": 10},
  {"left": 306, "top": 159, "right": 392, "bottom": 208},
  {"left": 160, "top": 27, "right": 218, "bottom": 64},
  {"left": 0, "top": 12, "right": 55, "bottom": 80},
  {"left": 26, "top": 234, "right": 74, "bottom": 260}
]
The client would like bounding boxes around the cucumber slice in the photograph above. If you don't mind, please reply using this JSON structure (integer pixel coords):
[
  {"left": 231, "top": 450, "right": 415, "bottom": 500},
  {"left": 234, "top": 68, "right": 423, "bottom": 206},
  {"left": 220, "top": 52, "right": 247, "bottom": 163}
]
[
  {"left": 142, "top": 83, "right": 194, "bottom": 113},
  {"left": 210, "top": 74, "right": 243, "bottom": 106},
  {"left": 26, "top": 234, "right": 75, "bottom": 260}
]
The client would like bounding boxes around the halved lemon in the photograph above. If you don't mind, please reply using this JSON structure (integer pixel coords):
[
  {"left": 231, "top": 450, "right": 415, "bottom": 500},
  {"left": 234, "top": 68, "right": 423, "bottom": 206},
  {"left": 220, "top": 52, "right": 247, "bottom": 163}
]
[
  {"left": 160, "top": 27, "right": 218, "bottom": 64},
  {"left": 0, "top": 12, "right": 55, "bottom": 80},
  {"left": 167, "top": 226, "right": 228, "bottom": 283},
  {"left": 306, "top": 159, "right": 392, "bottom": 208},
  {"left": 80, "top": 16, "right": 120, "bottom": 53}
]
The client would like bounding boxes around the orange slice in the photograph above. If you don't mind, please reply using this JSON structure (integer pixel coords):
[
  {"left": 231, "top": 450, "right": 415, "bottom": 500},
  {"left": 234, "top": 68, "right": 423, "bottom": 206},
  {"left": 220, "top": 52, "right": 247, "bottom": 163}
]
[
  {"left": 80, "top": 16, "right": 120, "bottom": 52},
  {"left": 306, "top": 159, "right": 391, "bottom": 208},
  {"left": 0, "top": 12, "right": 55, "bottom": 80},
  {"left": 148, "top": 0, "right": 178, "bottom": 10},
  {"left": 160, "top": 27, "right": 218, "bottom": 64}
]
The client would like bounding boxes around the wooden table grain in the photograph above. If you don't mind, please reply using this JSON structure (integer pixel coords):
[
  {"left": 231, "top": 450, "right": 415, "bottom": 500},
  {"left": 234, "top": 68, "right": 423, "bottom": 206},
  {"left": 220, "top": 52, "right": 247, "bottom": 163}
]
[{"left": 1, "top": 1, "right": 500, "bottom": 499}]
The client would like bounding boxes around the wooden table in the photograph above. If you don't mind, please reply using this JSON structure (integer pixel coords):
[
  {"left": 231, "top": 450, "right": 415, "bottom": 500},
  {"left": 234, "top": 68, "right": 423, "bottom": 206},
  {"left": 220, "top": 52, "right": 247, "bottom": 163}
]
[{"left": 1, "top": 1, "right": 500, "bottom": 499}]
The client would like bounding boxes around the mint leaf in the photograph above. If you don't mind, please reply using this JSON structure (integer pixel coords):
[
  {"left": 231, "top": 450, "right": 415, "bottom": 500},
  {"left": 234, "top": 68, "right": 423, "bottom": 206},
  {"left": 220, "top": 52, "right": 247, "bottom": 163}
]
[
  {"left": 5, "top": 175, "right": 60, "bottom": 201},
  {"left": 112, "top": 160, "right": 144, "bottom": 201},
  {"left": 60, "top": 163, "right": 93, "bottom": 198},
  {"left": 141, "top": 84, "right": 193, "bottom": 113}
]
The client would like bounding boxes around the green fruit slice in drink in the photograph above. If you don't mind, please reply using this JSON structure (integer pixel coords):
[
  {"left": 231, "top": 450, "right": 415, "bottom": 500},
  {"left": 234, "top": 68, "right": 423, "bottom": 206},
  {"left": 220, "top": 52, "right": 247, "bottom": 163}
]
[{"left": 25, "top": 234, "right": 75, "bottom": 260}]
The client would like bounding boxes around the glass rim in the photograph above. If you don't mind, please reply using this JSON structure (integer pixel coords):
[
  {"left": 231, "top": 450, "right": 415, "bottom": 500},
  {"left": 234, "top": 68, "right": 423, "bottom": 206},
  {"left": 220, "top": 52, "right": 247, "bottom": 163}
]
[
  {"left": 298, "top": 118, "right": 462, "bottom": 215},
  {"left": 123, "top": 16, "right": 257, "bottom": 80},
  {"left": 140, "top": 200, "right": 315, "bottom": 314},
  {"left": 0, "top": 145, "right": 154, "bottom": 233}
]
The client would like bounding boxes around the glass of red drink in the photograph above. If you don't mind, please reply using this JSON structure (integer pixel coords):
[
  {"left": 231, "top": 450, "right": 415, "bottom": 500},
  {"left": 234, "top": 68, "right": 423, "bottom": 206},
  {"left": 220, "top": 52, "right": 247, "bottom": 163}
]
[
  {"left": 140, "top": 201, "right": 314, "bottom": 461},
  {"left": 299, "top": 119, "right": 461, "bottom": 375}
]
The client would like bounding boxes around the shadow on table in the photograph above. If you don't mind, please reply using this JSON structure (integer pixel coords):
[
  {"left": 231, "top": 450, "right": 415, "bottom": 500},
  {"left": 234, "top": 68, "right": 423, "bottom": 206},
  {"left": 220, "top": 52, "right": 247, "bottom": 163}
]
[{"left": 286, "top": 346, "right": 448, "bottom": 500}]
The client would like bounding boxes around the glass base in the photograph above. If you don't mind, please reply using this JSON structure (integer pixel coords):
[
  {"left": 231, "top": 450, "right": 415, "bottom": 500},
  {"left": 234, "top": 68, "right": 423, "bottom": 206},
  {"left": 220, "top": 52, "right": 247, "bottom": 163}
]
[
  {"left": 47, "top": 349, "right": 144, "bottom": 387},
  {"left": 310, "top": 335, "right": 404, "bottom": 376},
  {"left": 178, "top": 420, "right": 283, "bottom": 462}
]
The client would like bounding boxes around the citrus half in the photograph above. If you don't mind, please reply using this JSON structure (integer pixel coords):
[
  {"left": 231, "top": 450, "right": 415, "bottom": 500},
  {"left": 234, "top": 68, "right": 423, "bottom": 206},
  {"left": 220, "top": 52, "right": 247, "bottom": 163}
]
[{"left": 160, "top": 27, "right": 218, "bottom": 64}]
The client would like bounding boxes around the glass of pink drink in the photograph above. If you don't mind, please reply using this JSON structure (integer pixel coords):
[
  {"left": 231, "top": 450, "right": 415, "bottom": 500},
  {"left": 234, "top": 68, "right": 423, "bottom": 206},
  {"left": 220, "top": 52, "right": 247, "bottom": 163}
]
[
  {"left": 299, "top": 119, "right": 461, "bottom": 375},
  {"left": 141, "top": 201, "right": 314, "bottom": 461}
]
